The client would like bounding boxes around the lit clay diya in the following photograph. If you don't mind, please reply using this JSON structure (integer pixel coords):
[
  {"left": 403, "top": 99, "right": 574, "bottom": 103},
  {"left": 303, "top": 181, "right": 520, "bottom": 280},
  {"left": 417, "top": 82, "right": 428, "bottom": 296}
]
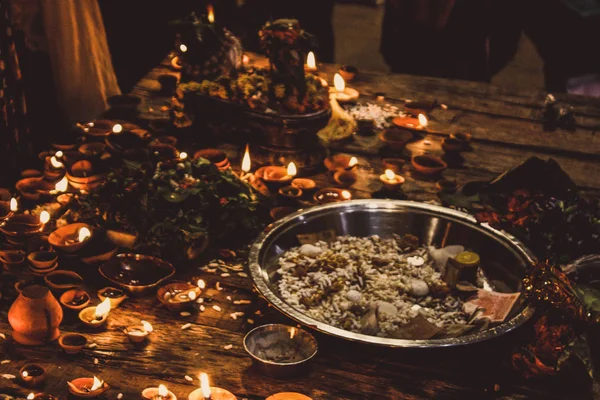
[
  {"left": 330, "top": 73, "right": 359, "bottom": 104},
  {"left": 379, "top": 128, "right": 414, "bottom": 151},
  {"left": 157, "top": 282, "right": 201, "bottom": 311},
  {"left": 278, "top": 186, "right": 303, "bottom": 201},
  {"left": 333, "top": 170, "right": 357, "bottom": 188},
  {"left": 188, "top": 373, "right": 237, "bottom": 400},
  {"left": 411, "top": 155, "right": 447, "bottom": 176},
  {"left": 59, "top": 289, "right": 91, "bottom": 312},
  {"left": 97, "top": 287, "right": 127, "bottom": 308},
  {"left": 267, "top": 394, "right": 313, "bottom": 400},
  {"left": 379, "top": 169, "right": 405, "bottom": 190},
  {"left": 291, "top": 178, "right": 317, "bottom": 194},
  {"left": 323, "top": 154, "right": 357, "bottom": 172},
  {"left": 19, "top": 364, "right": 46, "bottom": 388},
  {"left": 58, "top": 332, "right": 88, "bottom": 354},
  {"left": 78, "top": 298, "right": 111, "bottom": 328},
  {"left": 314, "top": 188, "right": 352, "bottom": 204},
  {"left": 29, "top": 393, "right": 58, "bottom": 400},
  {"left": 382, "top": 158, "right": 406, "bottom": 173},
  {"left": 68, "top": 377, "right": 109, "bottom": 398},
  {"left": 255, "top": 166, "right": 294, "bottom": 187},
  {"left": 0, "top": 214, "right": 43, "bottom": 240},
  {"left": 124, "top": 321, "right": 153, "bottom": 343},
  {"left": 142, "top": 385, "right": 177, "bottom": 400},
  {"left": 48, "top": 223, "right": 93, "bottom": 253},
  {"left": 392, "top": 114, "right": 428, "bottom": 131}
]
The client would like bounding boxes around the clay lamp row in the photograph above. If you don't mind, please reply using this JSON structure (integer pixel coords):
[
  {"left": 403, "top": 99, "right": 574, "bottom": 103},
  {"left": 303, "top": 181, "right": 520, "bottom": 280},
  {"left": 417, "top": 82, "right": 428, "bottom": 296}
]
[
  {"left": 187, "top": 373, "right": 237, "bottom": 400},
  {"left": 78, "top": 298, "right": 111, "bottom": 328},
  {"left": 124, "top": 320, "right": 153, "bottom": 343},
  {"left": 68, "top": 376, "right": 109, "bottom": 398},
  {"left": 157, "top": 281, "right": 202, "bottom": 311}
]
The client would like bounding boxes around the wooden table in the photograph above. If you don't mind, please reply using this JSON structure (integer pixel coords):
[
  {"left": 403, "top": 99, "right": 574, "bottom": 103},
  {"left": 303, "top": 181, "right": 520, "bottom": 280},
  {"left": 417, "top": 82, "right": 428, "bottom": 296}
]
[{"left": 2, "top": 54, "right": 600, "bottom": 400}]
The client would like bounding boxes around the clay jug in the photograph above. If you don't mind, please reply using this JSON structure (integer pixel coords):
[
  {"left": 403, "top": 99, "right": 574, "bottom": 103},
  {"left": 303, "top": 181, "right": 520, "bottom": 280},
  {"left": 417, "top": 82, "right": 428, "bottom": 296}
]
[{"left": 8, "top": 284, "right": 63, "bottom": 345}]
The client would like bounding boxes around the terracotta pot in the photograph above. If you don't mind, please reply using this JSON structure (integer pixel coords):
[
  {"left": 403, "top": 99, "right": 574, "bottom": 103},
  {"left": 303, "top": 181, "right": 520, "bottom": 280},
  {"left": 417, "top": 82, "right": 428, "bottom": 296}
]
[{"left": 8, "top": 285, "right": 63, "bottom": 345}]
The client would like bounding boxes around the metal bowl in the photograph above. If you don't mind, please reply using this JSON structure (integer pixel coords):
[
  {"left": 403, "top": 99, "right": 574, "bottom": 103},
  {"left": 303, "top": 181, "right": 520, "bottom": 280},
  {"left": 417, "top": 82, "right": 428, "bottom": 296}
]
[
  {"left": 249, "top": 200, "right": 536, "bottom": 348},
  {"left": 243, "top": 324, "right": 318, "bottom": 378},
  {"left": 98, "top": 253, "right": 175, "bottom": 295}
]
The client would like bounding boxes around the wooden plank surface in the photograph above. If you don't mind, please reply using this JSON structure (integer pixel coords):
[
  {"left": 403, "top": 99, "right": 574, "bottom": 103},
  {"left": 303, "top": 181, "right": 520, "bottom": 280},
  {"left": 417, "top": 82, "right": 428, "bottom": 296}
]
[{"left": 2, "top": 53, "right": 600, "bottom": 400}]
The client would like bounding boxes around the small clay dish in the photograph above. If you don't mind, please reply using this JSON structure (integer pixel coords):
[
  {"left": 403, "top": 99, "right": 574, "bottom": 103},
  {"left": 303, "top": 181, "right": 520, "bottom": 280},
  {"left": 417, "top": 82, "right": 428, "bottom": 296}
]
[
  {"left": 270, "top": 207, "right": 297, "bottom": 221},
  {"left": 60, "top": 289, "right": 91, "bottom": 311},
  {"left": 19, "top": 364, "right": 46, "bottom": 387},
  {"left": 29, "top": 261, "right": 58, "bottom": 277},
  {"left": 124, "top": 326, "right": 149, "bottom": 343},
  {"left": 68, "top": 377, "right": 110, "bottom": 398},
  {"left": 278, "top": 186, "right": 303, "bottom": 200},
  {"left": 333, "top": 170, "right": 357, "bottom": 187},
  {"left": 291, "top": 178, "right": 316, "bottom": 193},
  {"left": 98, "top": 253, "right": 175, "bottom": 295},
  {"left": 450, "top": 132, "right": 472, "bottom": 145},
  {"left": 1, "top": 250, "right": 26, "bottom": 271},
  {"left": 48, "top": 223, "right": 94, "bottom": 253},
  {"left": 338, "top": 65, "right": 358, "bottom": 82},
  {"left": 255, "top": 166, "right": 293, "bottom": 186},
  {"left": 27, "top": 251, "right": 58, "bottom": 269},
  {"left": 436, "top": 179, "right": 458, "bottom": 194},
  {"left": 323, "top": 154, "right": 356, "bottom": 172},
  {"left": 97, "top": 287, "right": 127, "bottom": 308},
  {"left": 44, "top": 270, "right": 84, "bottom": 291},
  {"left": 79, "top": 143, "right": 106, "bottom": 158},
  {"left": 58, "top": 333, "right": 88, "bottom": 354},
  {"left": 157, "top": 282, "right": 201, "bottom": 311},
  {"left": 157, "top": 74, "right": 178, "bottom": 94},
  {"left": 78, "top": 306, "right": 108, "bottom": 328},
  {"left": 379, "top": 128, "right": 414, "bottom": 151},
  {"left": 411, "top": 155, "right": 448, "bottom": 176},
  {"left": 313, "top": 188, "right": 352, "bottom": 204},
  {"left": 441, "top": 137, "right": 463, "bottom": 153},
  {"left": 382, "top": 158, "right": 406, "bottom": 173},
  {"left": 244, "top": 324, "right": 318, "bottom": 378}
]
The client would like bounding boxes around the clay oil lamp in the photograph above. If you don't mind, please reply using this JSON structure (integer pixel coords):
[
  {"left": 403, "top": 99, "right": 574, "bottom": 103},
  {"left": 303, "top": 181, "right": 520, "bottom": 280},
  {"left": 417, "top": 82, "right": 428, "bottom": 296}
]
[
  {"left": 256, "top": 162, "right": 297, "bottom": 188},
  {"left": 1, "top": 250, "right": 26, "bottom": 272},
  {"left": 15, "top": 177, "right": 44, "bottom": 201},
  {"left": 188, "top": 373, "right": 237, "bottom": 400},
  {"left": 270, "top": 206, "right": 297, "bottom": 221},
  {"left": 151, "top": 136, "right": 178, "bottom": 149},
  {"left": 157, "top": 282, "right": 201, "bottom": 311},
  {"left": 0, "top": 213, "right": 44, "bottom": 242},
  {"left": 50, "top": 176, "right": 69, "bottom": 195},
  {"left": 338, "top": 65, "right": 358, "bottom": 82},
  {"left": 333, "top": 169, "right": 357, "bottom": 188},
  {"left": 82, "top": 120, "right": 114, "bottom": 138},
  {"left": 291, "top": 178, "right": 316, "bottom": 194},
  {"left": 324, "top": 154, "right": 358, "bottom": 173},
  {"left": 44, "top": 270, "right": 84, "bottom": 291},
  {"left": 48, "top": 223, "right": 93, "bottom": 253},
  {"left": 436, "top": 179, "right": 458, "bottom": 194},
  {"left": 411, "top": 155, "right": 448, "bottom": 176},
  {"left": 158, "top": 74, "right": 178, "bottom": 95},
  {"left": 0, "top": 191, "right": 14, "bottom": 220},
  {"left": 60, "top": 289, "right": 91, "bottom": 312},
  {"left": 66, "top": 160, "right": 106, "bottom": 191},
  {"left": 441, "top": 137, "right": 463, "bottom": 153},
  {"left": 392, "top": 113, "right": 428, "bottom": 131},
  {"left": 304, "top": 51, "right": 317, "bottom": 73},
  {"left": 19, "top": 364, "right": 46, "bottom": 388},
  {"left": 8, "top": 285, "right": 63, "bottom": 345},
  {"left": 27, "top": 251, "right": 58, "bottom": 269},
  {"left": 278, "top": 185, "right": 303, "bottom": 202},
  {"left": 243, "top": 324, "right": 318, "bottom": 378},
  {"left": 98, "top": 254, "right": 175, "bottom": 295},
  {"left": 314, "top": 188, "right": 352, "bottom": 204},
  {"left": 382, "top": 158, "right": 406, "bottom": 173},
  {"left": 27, "top": 393, "right": 58, "bottom": 400},
  {"left": 143, "top": 384, "right": 177, "bottom": 400},
  {"left": 379, "top": 169, "right": 405, "bottom": 190},
  {"left": 97, "top": 287, "right": 127, "bottom": 308},
  {"left": 379, "top": 127, "right": 414, "bottom": 151},
  {"left": 68, "top": 376, "right": 109, "bottom": 398},
  {"left": 149, "top": 143, "right": 180, "bottom": 164},
  {"left": 124, "top": 320, "right": 153, "bottom": 343},
  {"left": 267, "top": 394, "right": 312, "bottom": 400},
  {"left": 43, "top": 155, "right": 65, "bottom": 181},
  {"left": 78, "top": 143, "right": 106, "bottom": 159},
  {"left": 330, "top": 73, "right": 359, "bottom": 104},
  {"left": 78, "top": 298, "right": 111, "bottom": 328},
  {"left": 58, "top": 332, "right": 88, "bottom": 354},
  {"left": 194, "top": 148, "right": 231, "bottom": 171}
]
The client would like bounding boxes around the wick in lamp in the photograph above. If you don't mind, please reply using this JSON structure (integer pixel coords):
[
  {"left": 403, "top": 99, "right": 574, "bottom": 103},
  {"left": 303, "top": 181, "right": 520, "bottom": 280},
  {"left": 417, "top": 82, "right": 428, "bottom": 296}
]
[
  {"left": 330, "top": 73, "right": 359, "bottom": 104},
  {"left": 143, "top": 384, "right": 177, "bottom": 400},
  {"left": 188, "top": 372, "right": 236, "bottom": 400},
  {"left": 78, "top": 297, "right": 111, "bottom": 328}
]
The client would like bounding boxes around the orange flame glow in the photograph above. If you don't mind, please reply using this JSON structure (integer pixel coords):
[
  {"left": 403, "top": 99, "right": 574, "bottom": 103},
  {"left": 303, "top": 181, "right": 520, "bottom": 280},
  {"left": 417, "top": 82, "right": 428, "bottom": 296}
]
[{"left": 334, "top": 73, "right": 345, "bottom": 93}]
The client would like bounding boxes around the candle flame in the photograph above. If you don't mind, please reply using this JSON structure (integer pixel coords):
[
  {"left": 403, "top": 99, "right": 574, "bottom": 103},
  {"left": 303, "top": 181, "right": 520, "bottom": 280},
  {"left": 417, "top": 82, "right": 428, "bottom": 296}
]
[
  {"left": 307, "top": 52, "right": 316, "bottom": 69},
  {"left": 199, "top": 373, "right": 211, "bottom": 398},
  {"left": 385, "top": 169, "right": 395, "bottom": 180},
  {"left": 341, "top": 190, "right": 351, "bottom": 200},
  {"left": 242, "top": 54, "right": 250, "bottom": 65},
  {"left": 207, "top": 5, "right": 215, "bottom": 23},
  {"left": 290, "top": 327, "right": 296, "bottom": 339},
  {"left": 141, "top": 320, "right": 153, "bottom": 332},
  {"left": 112, "top": 124, "right": 123, "bottom": 134},
  {"left": 179, "top": 44, "right": 188, "bottom": 53},
  {"left": 334, "top": 73, "right": 345, "bottom": 93},
  {"left": 55, "top": 150, "right": 64, "bottom": 158},
  {"left": 78, "top": 227, "right": 92, "bottom": 242},
  {"left": 22, "top": 371, "right": 29, "bottom": 378},
  {"left": 10, "top": 197, "right": 17, "bottom": 212},
  {"left": 197, "top": 279, "right": 206, "bottom": 289},
  {"left": 95, "top": 297, "right": 111, "bottom": 319},
  {"left": 188, "top": 291, "right": 197, "bottom": 301},
  {"left": 39, "top": 211, "right": 50, "bottom": 225},
  {"left": 287, "top": 162, "right": 297, "bottom": 177},
  {"left": 348, "top": 157, "right": 358, "bottom": 168},
  {"left": 179, "top": 152, "right": 188, "bottom": 161},
  {"left": 158, "top": 385, "right": 168, "bottom": 397},
  {"left": 90, "top": 376, "right": 104, "bottom": 391},
  {"left": 27, "top": 394, "right": 34, "bottom": 400},
  {"left": 241, "top": 144, "right": 251, "bottom": 173},
  {"left": 418, "top": 114, "right": 428, "bottom": 128},
  {"left": 50, "top": 156, "right": 64, "bottom": 169},
  {"left": 55, "top": 176, "right": 68, "bottom": 193}
]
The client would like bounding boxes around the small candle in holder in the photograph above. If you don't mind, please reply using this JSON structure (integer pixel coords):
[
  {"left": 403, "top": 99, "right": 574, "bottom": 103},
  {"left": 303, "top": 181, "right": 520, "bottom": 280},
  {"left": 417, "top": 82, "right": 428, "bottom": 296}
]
[
  {"left": 49, "top": 156, "right": 64, "bottom": 171},
  {"left": 392, "top": 113, "right": 428, "bottom": 131},
  {"left": 68, "top": 376, "right": 109, "bottom": 398},
  {"left": 20, "top": 364, "right": 46, "bottom": 388},
  {"left": 78, "top": 298, "right": 111, "bottom": 328},
  {"left": 256, "top": 162, "right": 297, "bottom": 186},
  {"left": 125, "top": 320, "right": 153, "bottom": 343},
  {"left": 52, "top": 176, "right": 68, "bottom": 194},
  {"left": 188, "top": 373, "right": 237, "bottom": 400},
  {"left": 143, "top": 384, "right": 177, "bottom": 400},
  {"left": 379, "top": 169, "right": 405, "bottom": 190},
  {"left": 330, "top": 73, "right": 359, "bottom": 104},
  {"left": 305, "top": 51, "right": 317, "bottom": 72}
]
